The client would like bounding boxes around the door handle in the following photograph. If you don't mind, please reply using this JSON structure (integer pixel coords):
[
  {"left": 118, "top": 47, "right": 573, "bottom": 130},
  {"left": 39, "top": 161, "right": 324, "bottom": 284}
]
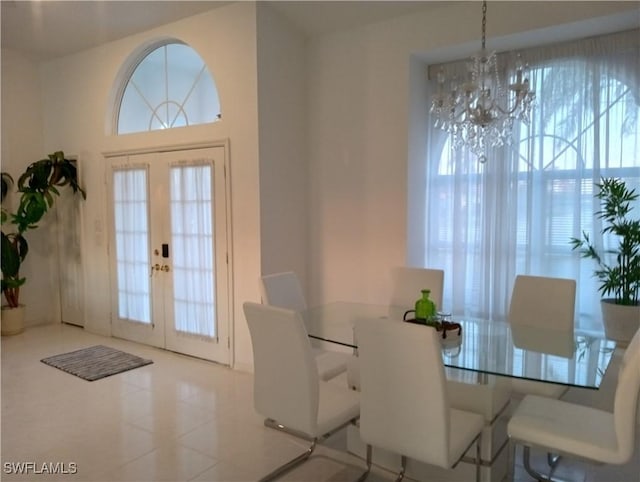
[{"left": 150, "top": 263, "right": 170, "bottom": 276}]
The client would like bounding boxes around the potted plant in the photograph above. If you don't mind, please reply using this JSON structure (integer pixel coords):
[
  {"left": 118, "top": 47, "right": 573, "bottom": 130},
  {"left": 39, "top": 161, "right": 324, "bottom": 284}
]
[
  {"left": 570, "top": 177, "right": 640, "bottom": 346},
  {"left": 1, "top": 151, "right": 86, "bottom": 335}
]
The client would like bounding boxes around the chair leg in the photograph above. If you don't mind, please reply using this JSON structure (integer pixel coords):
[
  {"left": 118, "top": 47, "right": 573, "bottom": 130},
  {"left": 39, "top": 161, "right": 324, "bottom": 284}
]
[
  {"left": 522, "top": 446, "right": 553, "bottom": 482},
  {"left": 394, "top": 455, "right": 407, "bottom": 482},
  {"left": 547, "top": 452, "right": 561, "bottom": 469},
  {"left": 508, "top": 440, "right": 517, "bottom": 482},
  {"left": 263, "top": 419, "right": 371, "bottom": 482},
  {"left": 259, "top": 438, "right": 317, "bottom": 482},
  {"left": 475, "top": 433, "right": 482, "bottom": 482},
  {"left": 265, "top": 418, "right": 315, "bottom": 441},
  {"left": 356, "top": 444, "right": 372, "bottom": 482}
]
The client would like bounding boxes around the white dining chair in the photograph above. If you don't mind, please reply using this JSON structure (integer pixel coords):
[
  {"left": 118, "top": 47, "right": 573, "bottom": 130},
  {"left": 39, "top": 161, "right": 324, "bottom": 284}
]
[
  {"left": 259, "top": 271, "right": 352, "bottom": 381},
  {"left": 347, "top": 266, "right": 445, "bottom": 391},
  {"left": 389, "top": 266, "right": 444, "bottom": 317},
  {"left": 347, "top": 266, "right": 444, "bottom": 390},
  {"left": 354, "top": 318, "right": 484, "bottom": 482},
  {"left": 508, "top": 274, "right": 577, "bottom": 399},
  {"left": 243, "top": 302, "right": 364, "bottom": 481},
  {"left": 259, "top": 271, "right": 307, "bottom": 312},
  {"left": 507, "top": 328, "right": 640, "bottom": 481},
  {"left": 508, "top": 274, "right": 576, "bottom": 330}
]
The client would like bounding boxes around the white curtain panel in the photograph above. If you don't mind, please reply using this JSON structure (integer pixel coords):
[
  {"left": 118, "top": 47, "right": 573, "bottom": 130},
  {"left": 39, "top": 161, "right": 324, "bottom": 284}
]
[
  {"left": 170, "top": 163, "right": 217, "bottom": 339},
  {"left": 425, "top": 29, "right": 640, "bottom": 332},
  {"left": 113, "top": 167, "right": 152, "bottom": 324}
]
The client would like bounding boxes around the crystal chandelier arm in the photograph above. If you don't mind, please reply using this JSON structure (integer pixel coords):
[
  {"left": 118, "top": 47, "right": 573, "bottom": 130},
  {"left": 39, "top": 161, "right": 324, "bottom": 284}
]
[{"left": 429, "top": 0, "right": 536, "bottom": 162}]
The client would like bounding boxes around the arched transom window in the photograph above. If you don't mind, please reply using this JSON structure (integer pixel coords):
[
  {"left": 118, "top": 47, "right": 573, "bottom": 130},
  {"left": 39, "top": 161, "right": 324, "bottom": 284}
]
[{"left": 117, "top": 41, "right": 221, "bottom": 135}]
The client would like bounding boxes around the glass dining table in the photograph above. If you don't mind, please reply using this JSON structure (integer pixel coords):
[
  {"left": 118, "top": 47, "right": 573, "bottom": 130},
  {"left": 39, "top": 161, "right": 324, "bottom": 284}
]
[
  {"left": 303, "top": 301, "right": 619, "bottom": 482},
  {"left": 302, "top": 301, "right": 618, "bottom": 389}
]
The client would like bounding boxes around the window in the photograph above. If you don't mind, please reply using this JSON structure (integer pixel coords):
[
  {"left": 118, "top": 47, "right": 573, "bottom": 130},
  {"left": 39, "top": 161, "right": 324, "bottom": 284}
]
[
  {"left": 423, "top": 30, "right": 640, "bottom": 332},
  {"left": 117, "top": 41, "right": 221, "bottom": 134}
]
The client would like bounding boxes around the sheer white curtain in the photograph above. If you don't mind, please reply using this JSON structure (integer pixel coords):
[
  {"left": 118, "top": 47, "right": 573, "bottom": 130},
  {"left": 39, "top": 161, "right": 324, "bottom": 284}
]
[
  {"left": 424, "top": 29, "right": 640, "bottom": 332},
  {"left": 113, "top": 167, "right": 151, "bottom": 323},
  {"left": 170, "top": 162, "right": 217, "bottom": 339}
]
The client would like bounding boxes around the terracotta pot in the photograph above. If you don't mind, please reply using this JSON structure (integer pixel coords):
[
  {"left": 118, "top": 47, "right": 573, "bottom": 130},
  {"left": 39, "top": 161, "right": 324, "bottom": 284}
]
[
  {"left": 1, "top": 305, "right": 25, "bottom": 336},
  {"left": 600, "top": 299, "right": 639, "bottom": 347}
]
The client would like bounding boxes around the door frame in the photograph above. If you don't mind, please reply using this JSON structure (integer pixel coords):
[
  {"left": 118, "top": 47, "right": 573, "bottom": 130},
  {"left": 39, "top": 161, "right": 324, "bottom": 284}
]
[
  {"left": 56, "top": 157, "right": 87, "bottom": 327},
  {"left": 103, "top": 139, "right": 234, "bottom": 365}
]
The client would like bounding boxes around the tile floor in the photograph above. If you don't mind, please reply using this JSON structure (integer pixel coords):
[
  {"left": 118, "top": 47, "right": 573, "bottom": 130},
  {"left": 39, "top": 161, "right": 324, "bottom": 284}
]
[{"left": 1, "top": 323, "right": 638, "bottom": 482}]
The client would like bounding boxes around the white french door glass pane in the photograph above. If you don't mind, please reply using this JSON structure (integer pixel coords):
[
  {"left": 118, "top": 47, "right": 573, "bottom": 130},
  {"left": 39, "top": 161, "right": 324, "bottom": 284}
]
[
  {"left": 170, "top": 164, "right": 216, "bottom": 338},
  {"left": 113, "top": 168, "right": 151, "bottom": 323}
]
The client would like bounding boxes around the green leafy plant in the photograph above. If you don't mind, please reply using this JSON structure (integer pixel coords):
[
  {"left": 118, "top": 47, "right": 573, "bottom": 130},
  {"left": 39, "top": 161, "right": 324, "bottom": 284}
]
[
  {"left": 1, "top": 151, "right": 86, "bottom": 308},
  {"left": 570, "top": 178, "right": 640, "bottom": 306}
]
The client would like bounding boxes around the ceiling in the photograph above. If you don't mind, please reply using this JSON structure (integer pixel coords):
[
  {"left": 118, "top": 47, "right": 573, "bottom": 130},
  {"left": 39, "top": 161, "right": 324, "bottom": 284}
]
[{"left": 0, "top": 1, "right": 436, "bottom": 61}]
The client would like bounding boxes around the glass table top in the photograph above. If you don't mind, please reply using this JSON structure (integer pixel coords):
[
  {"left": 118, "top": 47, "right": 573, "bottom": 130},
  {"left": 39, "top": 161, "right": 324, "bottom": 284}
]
[{"left": 303, "top": 301, "right": 618, "bottom": 389}]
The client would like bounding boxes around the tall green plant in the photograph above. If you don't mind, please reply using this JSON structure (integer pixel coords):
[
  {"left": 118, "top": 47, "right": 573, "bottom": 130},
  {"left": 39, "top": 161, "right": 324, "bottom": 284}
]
[
  {"left": 1, "top": 151, "right": 86, "bottom": 308},
  {"left": 570, "top": 178, "right": 640, "bottom": 306}
]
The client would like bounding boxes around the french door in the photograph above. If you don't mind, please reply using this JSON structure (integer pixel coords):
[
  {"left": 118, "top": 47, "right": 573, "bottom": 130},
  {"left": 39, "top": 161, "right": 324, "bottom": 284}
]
[{"left": 107, "top": 146, "right": 231, "bottom": 364}]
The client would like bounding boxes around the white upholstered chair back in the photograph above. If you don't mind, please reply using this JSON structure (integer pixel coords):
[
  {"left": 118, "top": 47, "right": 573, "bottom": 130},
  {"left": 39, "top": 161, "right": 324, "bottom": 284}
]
[
  {"left": 243, "top": 302, "right": 319, "bottom": 435},
  {"left": 259, "top": 271, "right": 307, "bottom": 312},
  {"left": 508, "top": 275, "right": 576, "bottom": 397},
  {"left": 614, "top": 329, "right": 640, "bottom": 462},
  {"left": 389, "top": 267, "right": 444, "bottom": 316},
  {"left": 508, "top": 275, "right": 576, "bottom": 330},
  {"left": 355, "top": 319, "right": 451, "bottom": 467},
  {"left": 260, "top": 271, "right": 352, "bottom": 383}
]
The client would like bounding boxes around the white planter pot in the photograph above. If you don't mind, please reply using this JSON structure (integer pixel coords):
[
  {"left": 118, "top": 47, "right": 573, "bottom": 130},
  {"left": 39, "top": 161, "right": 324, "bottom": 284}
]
[
  {"left": 1, "top": 305, "right": 25, "bottom": 336},
  {"left": 600, "top": 299, "right": 639, "bottom": 347}
]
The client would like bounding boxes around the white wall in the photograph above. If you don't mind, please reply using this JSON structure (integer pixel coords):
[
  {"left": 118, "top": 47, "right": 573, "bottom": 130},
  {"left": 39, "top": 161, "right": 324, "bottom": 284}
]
[
  {"left": 34, "top": 2, "right": 261, "bottom": 369},
  {"left": 256, "top": 4, "right": 309, "bottom": 291},
  {"left": 0, "top": 49, "right": 61, "bottom": 327},
  {"left": 305, "top": 1, "right": 639, "bottom": 307}
]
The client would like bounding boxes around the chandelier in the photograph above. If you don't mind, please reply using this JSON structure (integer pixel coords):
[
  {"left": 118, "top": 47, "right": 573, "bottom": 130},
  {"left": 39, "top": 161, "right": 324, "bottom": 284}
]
[{"left": 430, "top": 1, "right": 535, "bottom": 163}]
